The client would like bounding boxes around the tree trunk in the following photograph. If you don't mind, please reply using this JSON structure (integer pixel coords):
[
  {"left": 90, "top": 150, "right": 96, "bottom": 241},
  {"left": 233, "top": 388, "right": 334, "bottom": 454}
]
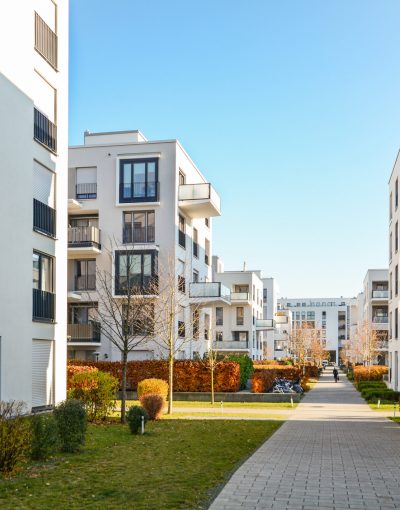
[
  {"left": 121, "top": 350, "right": 128, "bottom": 424},
  {"left": 168, "top": 352, "right": 173, "bottom": 414},
  {"left": 211, "top": 363, "right": 215, "bottom": 405}
]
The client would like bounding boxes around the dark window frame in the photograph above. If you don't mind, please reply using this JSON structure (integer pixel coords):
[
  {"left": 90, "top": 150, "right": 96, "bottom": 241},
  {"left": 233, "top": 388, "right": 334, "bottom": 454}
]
[
  {"left": 119, "top": 158, "right": 159, "bottom": 203},
  {"left": 123, "top": 210, "right": 155, "bottom": 244},
  {"left": 115, "top": 249, "right": 158, "bottom": 295}
]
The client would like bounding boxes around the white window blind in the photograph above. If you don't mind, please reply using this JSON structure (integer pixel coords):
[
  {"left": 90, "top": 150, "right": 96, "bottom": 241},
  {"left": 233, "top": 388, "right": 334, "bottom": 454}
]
[
  {"left": 76, "top": 167, "right": 97, "bottom": 184},
  {"left": 33, "top": 161, "right": 55, "bottom": 208},
  {"left": 32, "top": 340, "right": 54, "bottom": 408}
]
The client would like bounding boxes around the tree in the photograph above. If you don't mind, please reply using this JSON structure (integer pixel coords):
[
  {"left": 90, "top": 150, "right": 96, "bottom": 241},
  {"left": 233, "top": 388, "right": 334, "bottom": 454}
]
[
  {"left": 352, "top": 321, "right": 380, "bottom": 369},
  {"left": 290, "top": 322, "right": 324, "bottom": 372},
  {"left": 151, "top": 255, "right": 202, "bottom": 414},
  {"left": 90, "top": 243, "right": 156, "bottom": 423}
]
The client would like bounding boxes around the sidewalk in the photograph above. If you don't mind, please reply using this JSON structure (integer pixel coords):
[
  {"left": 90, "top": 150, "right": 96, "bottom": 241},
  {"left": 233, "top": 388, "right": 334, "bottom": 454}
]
[{"left": 209, "top": 368, "right": 400, "bottom": 510}]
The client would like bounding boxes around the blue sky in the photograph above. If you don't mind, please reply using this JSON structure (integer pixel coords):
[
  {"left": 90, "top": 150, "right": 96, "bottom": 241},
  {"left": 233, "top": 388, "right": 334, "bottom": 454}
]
[{"left": 69, "top": 0, "right": 400, "bottom": 298}]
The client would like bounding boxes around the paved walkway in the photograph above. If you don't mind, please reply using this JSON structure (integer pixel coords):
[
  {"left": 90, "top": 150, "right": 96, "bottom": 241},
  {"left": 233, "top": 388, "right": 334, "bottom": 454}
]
[{"left": 209, "top": 368, "right": 400, "bottom": 510}]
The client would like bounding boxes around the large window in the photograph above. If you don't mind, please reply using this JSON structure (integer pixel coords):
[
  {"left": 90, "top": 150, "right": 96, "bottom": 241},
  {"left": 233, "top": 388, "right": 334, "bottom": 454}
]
[
  {"left": 236, "top": 307, "right": 244, "bottom": 326},
  {"left": 115, "top": 250, "right": 158, "bottom": 295},
  {"left": 32, "top": 251, "right": 54, "bottom": 321},
  {"left": 216, "top": 307, "right": 223, "bottom": 326},
  {"left": 119, "top": 159, "right": 158, "bottom": 203},
  {"left": 75, "top": 260, "right": 96, "bottom": 291},
  {"left": 123, "top": 211, "right": 155, "bottom": 243},
  {"left": 233, "top": 331, "right": 248, "bottom": 342},
  {"left": 178, "top": 215, "right": 186, "bottom": 248}
]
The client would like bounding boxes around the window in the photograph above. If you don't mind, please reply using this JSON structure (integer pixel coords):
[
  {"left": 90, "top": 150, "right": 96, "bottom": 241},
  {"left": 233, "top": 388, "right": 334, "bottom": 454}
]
[
  {"left": 76, "top": 167, "right": 97, "bottom": 199},
  {"left": 178, "top": 215, "right": 186, "bottom": 248},
  {"left": 34, "top": 10, "right": 58, "bottom": 69},
  {"left": 193, "top": 228, "right": 199, "bottom": 258},
  {"left": 75, "top": 259, "right": 96, "bottom": 290},
  {"left": 193, "top": 310, "right": 199, "bottom": 339},
  {"left": 178, "top": 275, "right": 186, "bottom": 294},
  {"left": 119, "top": 159, "right": 158, "bottom": 203},
  {"left": 396, "top": 222, "right": 399, "bottom": 252},
  {"left": 205, "top": 217, "right": 209, "bottom": 227},
  {"left": 121, "top": 303, "right": 154, "bottom": 336},
  {"left": 390, "top": 232, "right": 393, "bottom": 261},
  {"left": 115, "top": 250, "right": 158, "bottom": 295},
  {"left": 216, "top": 307, "right": 223, "bottom": 326},
  {"left": 178, "top": 321, "right": 185, "bottom": 338},
  {"left": 216, "top": 331, "right": 223, "bottom": 342},
  {"left": 233, "top": 331, "right": 248, "bottom": 342},
  {"left": 396, "top": 265, "right": 399, "bottom": 297},
  {"left": 236, "top": 307, "right": 244, "bottom": 326},
  {"left": 123, "top": 211, "right": 155, "bottom": 244},
  {"left": 390, "top": 272, "right": 393, "bottom": 299},
  {"left": 33, "top": 161, "right": 56, "bottom": 238},
  {"left": 179, "top": 171, "right": 186, "bottom": 185},
  {"left": 252, "top": 285, "right": 255, "bottom": 301},
  {"left": 32, "top": 251, "right": 54, "bottom": 321},
  {"left": 396, "top": 178, "right": 399, "bottom": 209},
  {"left": 205, "top": 238, "right": 210, "bottom": 265},
  {"left": 395, "top": 308, "right": 398, "bottom": 339}
]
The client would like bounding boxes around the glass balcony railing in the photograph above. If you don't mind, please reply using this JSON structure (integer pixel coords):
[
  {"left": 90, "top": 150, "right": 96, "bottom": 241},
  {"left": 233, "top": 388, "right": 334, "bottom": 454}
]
[
  {"left": 372, "top": 290, "right": 389, "bottom": 299},
  {"left": 373, "top": 316, "right": 389, "bottom": 324},
  {"left": 231, "top": 292, "right": 249, "bottom": 301},
  {"left": 189, "top": 282, "right": 231, "bottom": 301}
]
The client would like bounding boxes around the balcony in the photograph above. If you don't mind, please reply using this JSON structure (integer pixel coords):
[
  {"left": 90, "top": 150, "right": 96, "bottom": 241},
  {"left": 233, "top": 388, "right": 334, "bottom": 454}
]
[
  {"left": 67, "top": 323, "right": 101, "bottom": 345},
  {"left": 68, "top": 226, "right": 101, "bottom": 258},
  {"left": 75, "top": 274, "right": 96, "bottom": 291},
  {"left": 34, "top": 12, "right": 58, "bottom": 69},
  {"left": 34, "top": 108, "right": 57, "bottom": 153},
  {"left": 33, "top": 199, "right": 56, "bottom": 238},
  {"left": 372, "top": 290, "right": 389, "bottom": 300},
  {"left": 33, "top": 289, "right": 55, "bottom": 322},
  {"left": 214, "top": 341, "right": 249, "bottom": 351},
  {"left": 178, "top": 183, "right": 221, "bottom": 218},
  {"left": 274, "top": 315, "right": 289, "bottom": 324},
  {"left": 231, "top": 292, "right": 250, "bottom": 304},
  {"left": 256, "top": 319, "right": 275, "bottom": 330},
  {"left": 123, "top": 225, "right": 155, "bottom": 244},
  {"left": 189, "top": 282, "right": 231, "bottom": 305},
  {"left": 76, "top": 183, "right": 97, "bottom": 200},
  {"left": 115, "top": 275, "right": 159, "bottom": 297},
  {"left": 373, "top": 316, "right": 389, "bottom": 324}
]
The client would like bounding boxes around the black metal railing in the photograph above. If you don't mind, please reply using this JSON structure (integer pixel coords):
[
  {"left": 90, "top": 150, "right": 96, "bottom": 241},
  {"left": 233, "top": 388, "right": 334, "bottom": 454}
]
[
  {"left": 76, "top": 183, "right": 97, "bottom": 199},
  {"left": 67, "top": 322, "right": 101, "bottom": 343},
  {"left": 115, "top": 275, "right": 159, "bottom": 296},
  {"left": 123, "top": 225, "right": 155, "bottom": 244},
  {"left": 33, "top": 199, "right": 56, "bottom": 238},
  {"left": 33, "top": 288, "right": 55, "bottom": 322},
  {"left": 119, "top": 181, "right": 159, "bottom": 203},
  {"left": 34, "top": 108, "right": 57, "bottom": 152},
  {"left": 34, "top": 12, "right": 58, "bottom": 69},
  {"left": 75, "top": 274, "right": 96, "bottom": 291},
  {"left": 178, "top": 230, "right": 186, "bottom": 248}
]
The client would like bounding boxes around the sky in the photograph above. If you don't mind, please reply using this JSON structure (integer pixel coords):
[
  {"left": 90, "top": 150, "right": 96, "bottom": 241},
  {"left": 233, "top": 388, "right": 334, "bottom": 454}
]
[{"left": 69, "top": 0, "right": 400, "bottom": 298}]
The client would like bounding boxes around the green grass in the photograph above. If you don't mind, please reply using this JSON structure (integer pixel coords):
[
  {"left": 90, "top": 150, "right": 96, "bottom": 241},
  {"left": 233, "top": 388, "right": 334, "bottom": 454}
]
[
  {"left": 0, "top": 420, "right": 282, "bottom": 510},
  {"left": 369, "top": 403, "right": 400, "bottom": 412},
  {"left": 162, "top": 412, "right": 288, "bottom": 420},
  {"left": 118, "top": 400, "right": 297, "bottom": 409}
]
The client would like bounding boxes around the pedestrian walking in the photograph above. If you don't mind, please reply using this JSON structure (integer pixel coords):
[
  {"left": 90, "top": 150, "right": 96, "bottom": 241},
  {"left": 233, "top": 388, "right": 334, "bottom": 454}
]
[{"left": 333, "top": 367, "right": 339, "bottom": 383}]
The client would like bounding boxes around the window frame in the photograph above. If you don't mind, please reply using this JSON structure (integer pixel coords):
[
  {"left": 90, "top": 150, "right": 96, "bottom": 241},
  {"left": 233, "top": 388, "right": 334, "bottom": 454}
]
[
  {"left": 114, "top": 249, "right": 158, "bottom": 295},
  {"left": 119, "top": 158, "right": 159, "bottom": 203}
]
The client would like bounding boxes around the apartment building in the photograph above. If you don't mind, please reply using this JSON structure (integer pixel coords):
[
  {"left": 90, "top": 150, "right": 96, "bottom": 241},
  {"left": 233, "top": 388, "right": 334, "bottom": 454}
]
[
  {"left": 389, "top": 153, "right": 400, "bottom": 389},
  {"left": 67, "top": 130, "right": 220, "bottom": 361},
  {"left": 277, "top": 297, "right": 352, "bottom": 363},
  {"left": 211, "top": 258, "right": 269, "bottom": 360},
  {"left": 262, "top": 278, "right": 278, "bottom": 358},
  {"left": 0, "top": 1, "right": 68, "bottom": 408}
]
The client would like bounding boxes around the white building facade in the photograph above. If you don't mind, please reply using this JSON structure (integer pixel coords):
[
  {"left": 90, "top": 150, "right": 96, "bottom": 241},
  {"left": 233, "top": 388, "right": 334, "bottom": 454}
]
[
  {"left": 68, "top": 130, "right": 220, "bottom": 361},
  {"left": 389, "top": 154, "right": 400, "bottom": 389},
  {"left": 0, "top": 1, "right": 68, "bottom": 409},
  {"left": 277, "top": 298, "right": 352, "bottom": 363}
]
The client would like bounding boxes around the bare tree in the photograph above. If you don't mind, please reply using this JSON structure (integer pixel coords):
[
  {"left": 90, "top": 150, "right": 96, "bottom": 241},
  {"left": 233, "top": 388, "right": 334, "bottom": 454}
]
[
  {"left": 352, "top": 321, "right": 380, "bottom": 369},
  {"left": 90, "top": 242, "right": 157, "bottom": 423},
  {"left": 290, "top": 322, "right": 324, "bottom": 372},
  {"left": 151, "top": 255, "right": 202, "bottom": 414}
]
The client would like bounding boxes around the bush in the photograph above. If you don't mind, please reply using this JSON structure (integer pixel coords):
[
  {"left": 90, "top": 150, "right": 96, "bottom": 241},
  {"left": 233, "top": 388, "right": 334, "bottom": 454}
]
[
  {"left": 67, "top": 365, "right": 98, "bottom": 389},
  {"left": 226, "top": 355, "right": 253, "bottom": 389},
  {"left": 361, "top": 388, "right": 400, "bottom": 402},
  {"left": 353, "top": 366, "right": 388, "bottom": 382},
  {"left": 68, "top": 370, "right": 118, "bottom": 421},
  {"left": 137, "top": 378, "right": 169, "bottom": 400},
  {"left": 68, "top": 360, "right": 241, "bottom": 392},
  {"left": 0, "top": 401, "right": 31, "bottom": 475},
  {"left": 126, "top": 406, "right": 149, "bottom": 434},
  {"left": 252, "top": 366, "right": 303, "bottom": 393},
  {"left": 139, "top": 394, "right": 165, "bottom": 420},
  {"left": 30, "top": 413, "right": 59, "bottom": 460},
  {"left": 357, "top": 381, "right": 387, "bottom": 391},
  {"left": 54, "top": 399, "right": 87, "bottom": 452}
]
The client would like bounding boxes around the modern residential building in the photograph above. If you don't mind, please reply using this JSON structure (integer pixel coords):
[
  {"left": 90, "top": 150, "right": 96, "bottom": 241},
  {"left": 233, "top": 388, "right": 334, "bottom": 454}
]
[
  {"left": 262, "top": 278, "right": 278, "bottom": 358},
  {"left": 0, "top": 1, "right": 69, "bottom": 409},
  {"left": 211, "top": 258, "right": 268, "bottom": 360},
  {"left": 277, "top": 297, "right": 353, "bottom": 363},
  {"left": 68, "top": 130, "right": 220, "bottom": 361},
  {"left": 389, "top": 153, "right": 400, "bottom": 389}
]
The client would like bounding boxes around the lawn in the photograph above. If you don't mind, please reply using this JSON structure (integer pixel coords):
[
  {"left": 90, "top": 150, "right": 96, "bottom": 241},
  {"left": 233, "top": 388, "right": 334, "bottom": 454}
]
[
  {"left": 118, "top": 400, "right": 297, "bottom": 409},
  {"left": 0, "top": 420, "right": 282, "bottom": 510}
]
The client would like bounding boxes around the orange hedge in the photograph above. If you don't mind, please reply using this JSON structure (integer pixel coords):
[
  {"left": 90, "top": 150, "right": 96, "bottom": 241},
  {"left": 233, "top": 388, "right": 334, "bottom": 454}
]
[
  {"left": 252, "top": 366, "right": 302, "bottom": 393},
  {"left": 67, "top": 360, "right": 240, "bottom": 393},
  {"left": 353, "top": 366, "right": 388, "bottom": 382},
  {"left": 67, "top": 364, "right": 98, "bottom": 389}
]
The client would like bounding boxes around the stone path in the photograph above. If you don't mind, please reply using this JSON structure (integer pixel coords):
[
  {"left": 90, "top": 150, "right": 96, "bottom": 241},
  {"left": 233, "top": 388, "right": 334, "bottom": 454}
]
[{"left": 209, "top": 368, "right": 400, "bottom": 510}]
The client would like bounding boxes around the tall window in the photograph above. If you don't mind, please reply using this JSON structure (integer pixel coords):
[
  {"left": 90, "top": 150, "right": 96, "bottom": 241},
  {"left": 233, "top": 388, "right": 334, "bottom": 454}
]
[
  {"left": 32, "top": 251, "right": 54, "bottom": 321},
  {"left": 119, "top": 159, "right": 158, "bottom": 203},
  {"left": 123, "top": 211, "right": 155, "bottom": 243},
  {"left": 396, "top": 178, "right": 399, "bottom": 209},
  {"left": 115, "top": 250, "right": 158, "bottom": 295},
  {"left": 193, "top": 269, "right": 199, "bottom": 283},
  {"left": 396, "top": 265, "right": 399, "bottom": 296},
  {"left": 390, "top": 232, "right": 393, "bottom": 261},
  {"left": 193, "top": 310, "right": 199, "bottom": 339},
  {"left": 75, "top": 260, "right": 96, "bottom": 290},
  {"left": 205, "top": 238, "right": 210, "bottom": 265},
  {"left": 236, "top": 307, "right": 244, "bottom": 326},
  {"left": 178, "top": 215, "right": 186, "bottom": 248},
  {"left": 396, "top": 222, "right": 399, "bottom": 252},
  {"left": 395, "top": 308, "right": 398, "bottom": 339},
  {"left": 215, "top": 331, "right": 223, "bottom": 342},
  {"left": 216, "top": 307, "right": 223, "bottom": 326},
  {"left": 193, "top": 228, "right": 199, "bottom": 258}
]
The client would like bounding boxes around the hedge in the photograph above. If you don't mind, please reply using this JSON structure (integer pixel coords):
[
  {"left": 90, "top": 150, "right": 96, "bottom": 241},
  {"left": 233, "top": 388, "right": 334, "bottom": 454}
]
[
  {"left": 353, "top": 366, "right": 388, "bottom": 382},
  {"left": 252, "top": 366, "right": 302, "bottom": 393},
  {"left": 68, "top": 360, "right": 241, "bottom": 393}
]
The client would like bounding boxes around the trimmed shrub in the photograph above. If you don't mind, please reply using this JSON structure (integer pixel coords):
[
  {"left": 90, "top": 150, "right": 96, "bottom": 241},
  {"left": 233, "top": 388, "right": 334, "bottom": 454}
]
[
  {"left": 68, "top": 360, "right": 241, "bottom": 393},
  {"left": 353, "top": 366, "right": 388, "bottom": 382},
  {"left": 357, "top": 381, "right": 387, "bottom": 391},
  {"left": 68, "top": 370, "right": 118, "bottom": 421},
  {"left": 139, "top": 394, "right": 165, "bottom": 420},
  {"left": 252, "top": 366, "right": 303, "bottom": 393},
  {"left": 0, "top": 401, "right": 31, "bottom": 475},
  {"left": 54, "top": 399, "right": 87, "bottom": 453},
  {"left": 126, "top": 406, "right": 149, "bottom": 434},
  {"left": 227, "top": 355, "right": 254, "bottom": 389},
  {"left": 30, "top": 413, "right": 59, "bottom": 460},
  {"left": 137, "top": 378, "right": 169, "bottom": 400},
  {"left": 67, "top": 365, "right": 98, "bottom": 390}
]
